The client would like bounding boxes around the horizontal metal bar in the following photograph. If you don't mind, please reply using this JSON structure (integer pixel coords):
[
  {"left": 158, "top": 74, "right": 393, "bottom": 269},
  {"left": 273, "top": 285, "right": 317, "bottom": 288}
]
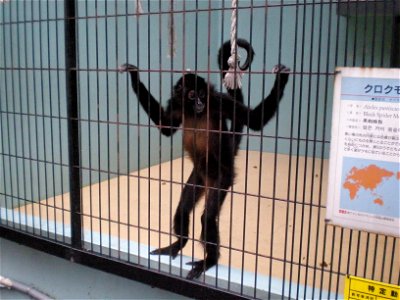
[{"left": 0, "top": 1, "right": 365, "bottom": 27}]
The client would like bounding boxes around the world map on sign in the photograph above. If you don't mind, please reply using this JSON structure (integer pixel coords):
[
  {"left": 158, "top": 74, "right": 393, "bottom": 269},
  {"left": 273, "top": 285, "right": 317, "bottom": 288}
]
[{"left": 340, "top": 158, "right": 400, "bottom": 219}]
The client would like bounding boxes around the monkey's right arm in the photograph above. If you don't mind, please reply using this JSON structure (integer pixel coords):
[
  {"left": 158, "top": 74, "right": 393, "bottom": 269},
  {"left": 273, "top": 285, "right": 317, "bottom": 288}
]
[
  {"left": 119, "top": 63, "right": 182, "bottom": 136},
  {"left": 221, "top": 64, "right": 290, "bottom": 131}
]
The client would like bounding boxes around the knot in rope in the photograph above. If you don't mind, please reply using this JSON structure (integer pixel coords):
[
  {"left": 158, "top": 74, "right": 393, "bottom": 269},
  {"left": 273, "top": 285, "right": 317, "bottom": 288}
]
[{"left": 223, "top": 0, "right": 242, "bottom": 90}]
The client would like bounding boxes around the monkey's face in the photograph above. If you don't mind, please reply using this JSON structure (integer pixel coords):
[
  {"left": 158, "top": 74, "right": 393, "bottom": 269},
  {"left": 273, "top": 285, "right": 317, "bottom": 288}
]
[
  {"left": 187, "top": 89, "right": 206, "bottom": 114},
  {"left": 174, "top": 74, "right": 207, "bottom": 115}
]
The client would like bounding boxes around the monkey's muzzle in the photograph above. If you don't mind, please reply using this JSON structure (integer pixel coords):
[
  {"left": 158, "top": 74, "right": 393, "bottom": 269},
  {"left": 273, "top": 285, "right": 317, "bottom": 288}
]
[{"left": 194, "top": 98, "right": 205, "bottom": 114}]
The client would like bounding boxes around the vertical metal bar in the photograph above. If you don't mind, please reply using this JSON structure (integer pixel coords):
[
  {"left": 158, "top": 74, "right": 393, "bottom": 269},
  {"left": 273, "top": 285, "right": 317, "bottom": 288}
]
[
  {"left": 344, "top": 0, "right": 350, "bottom": 66},
  {"left": 146, "top": 0, "right": 151, "bottom": 269},
  {"left": 380, "top": 0, "right": 388, "bottom": 67},
  {"left": 18, "top": 0, "right": 27, "bottom": 228},
  {"left": 135, "top": 0, "right": 142, "bottom": 264},
  {"left": 0, "top": 110, "right": 7, "bottom": 227},
  {"left": 167, "top": 0, "right": 174, "bottom": 274},
  {"left": 31, "top": 2, "right": 43, "bottom": 234},
  {"left": 179, "top": 0, "right": 187, "bottom": 278},
  {"left": 23, "top": 1, "right": 36, "bottom": 234},
  {"left": 105, "top": 0, "right": 111, "bottom": 257},
  {"left": 391, "top": 16, "right": 400, "bottom": 67},
  {"left": 85, "top": 0, "right": 94, "bottom": 251},
  {"left": 269, "top": 0, "right": 284, "bottom": 297},
  {"left": 190, "top": 0, "right": 200, "bottom": 277},
  {"left": 370, "top": 0, "right": 378, "bottom": 66},
  {"left": 388, "top": 237, "right": 397, "bottom": 283},
  {"left": 125, "top": 0, "right": 131, "bottom": 263},
  {"left": 9, "top": 0, "right": 21, "bottom": 228},
  {"left": 370, "top": 234, "right": 378, "bottom": 280},
  {"left": 335, "top": 230, "right": 344, "bottom": 299},
  {"left": 244, "top": 1, "right": 257, "bottom": 297},
  {"left": 297, "top": 0, "right": 316, "bottom": 296},
  {"left": 55, "top": 0, "right": 66, "bottom": 243},
  {"left": 283, "top": 1, "right": 300, "bottom": 297},
  {"left": 291, "top": 0, "right": 308, "bottom": 297},
  {"left": 0, "top": 3, "right": 10, "bottom": 226},
  {"left": 361, "top": 0, "right": 368, "bottom": 66},
  {"left": 156, "top": 0, "right": 163, "bottom": 272},
  {"left": 95, "top": 0, "right": 103, "bottom": 254},
  {"left": 14, "top": 0, "right": 26, "bottom": 229},
  {"left": 304, "top": 0, "right": 326, "bottom": 296},
  {"left": 204, "top": 0, "right": 212, "bottom": 285},
  {"left": 2, "top": 3, "right": 15, "bottom": 228},
  {"left": 253, "top": 0, "right": 270, "bottom": 296},
  {"left": 38, "top": 0, "right": 50, "bottom": 238},
  {"left": 64, "top": 0, "right": 82, "bottom": 249},
  {"left": 327, "top": 226, "right": 337, "bottom": 299},
  {"left": 115, "top": 0, "right": 121, "bottom": 260},
  {"left": 47, "top": 0, "right": 57, "bottom": 238},
  {"left": 352, "top": 0, "right": 359, "bottom": 66},
  {"left": 241, "top": 0, "right": 255, "bottom": 292}
]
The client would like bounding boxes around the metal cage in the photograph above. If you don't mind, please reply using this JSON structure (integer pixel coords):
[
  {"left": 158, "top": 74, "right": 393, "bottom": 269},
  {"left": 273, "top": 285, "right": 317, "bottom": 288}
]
[{"left": 0, "top": 1, "right": 399, "bottom": 299}]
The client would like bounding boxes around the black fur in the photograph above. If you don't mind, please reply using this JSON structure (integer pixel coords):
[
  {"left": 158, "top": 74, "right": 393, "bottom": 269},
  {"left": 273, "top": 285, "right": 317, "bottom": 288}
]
[
  {"left": 218, "top": 39, "right": 255, "bottom": 154},
  {"left": 119, "top": 40, "right": 289, "bottom": 280}
]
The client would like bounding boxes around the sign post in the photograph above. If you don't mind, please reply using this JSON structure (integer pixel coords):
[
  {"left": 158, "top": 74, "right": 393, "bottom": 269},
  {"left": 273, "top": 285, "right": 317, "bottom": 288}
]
[{"left": 326, "top": 67, "right": 400, "bottom": 237}]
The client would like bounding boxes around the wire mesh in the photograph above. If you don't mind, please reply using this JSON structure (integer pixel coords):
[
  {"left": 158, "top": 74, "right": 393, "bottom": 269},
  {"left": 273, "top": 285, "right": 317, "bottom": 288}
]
[{"left": 0, "top": 1, "right": 399, "bottom": 299}]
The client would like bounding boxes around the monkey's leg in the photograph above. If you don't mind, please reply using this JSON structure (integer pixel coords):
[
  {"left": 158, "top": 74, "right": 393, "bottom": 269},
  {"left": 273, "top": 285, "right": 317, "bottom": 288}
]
[
  {"left": 186, "top": 173, "right": 232, "bottom": 280},
  {"left": 150, "top": 170, "right": 204, "bottom": 258}
]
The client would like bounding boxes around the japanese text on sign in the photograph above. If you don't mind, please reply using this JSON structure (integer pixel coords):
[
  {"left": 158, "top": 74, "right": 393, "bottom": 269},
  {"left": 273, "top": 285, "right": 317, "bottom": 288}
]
[
  {"left": 326, "top": 67, "right": 400, "bottom": 237},
  {"left": 344, "top": 275, "right": 399, "bottom": 300}
]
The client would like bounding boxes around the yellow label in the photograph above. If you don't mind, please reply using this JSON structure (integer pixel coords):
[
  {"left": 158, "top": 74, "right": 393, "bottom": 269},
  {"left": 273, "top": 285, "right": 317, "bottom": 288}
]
[{"left": 344, "top": 275, "right": 399, "bottom": 300}]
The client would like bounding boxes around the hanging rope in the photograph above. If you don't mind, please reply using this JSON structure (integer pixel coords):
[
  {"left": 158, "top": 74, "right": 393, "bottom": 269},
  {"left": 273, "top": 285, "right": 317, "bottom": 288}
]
[
  {"left": 136, "top": 0, "right": 143, "bottom": 16},
  {"left": 168, "top": 0, "right": 176, "bottom": 58},
  {"left": 224, "top": 0, "right": 242, "bottom": 89}
]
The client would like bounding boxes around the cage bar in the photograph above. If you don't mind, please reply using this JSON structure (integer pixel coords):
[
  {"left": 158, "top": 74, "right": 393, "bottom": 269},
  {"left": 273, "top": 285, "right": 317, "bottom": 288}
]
[{"left": 0, "top": 1, "right": 399, "bottom": 299}]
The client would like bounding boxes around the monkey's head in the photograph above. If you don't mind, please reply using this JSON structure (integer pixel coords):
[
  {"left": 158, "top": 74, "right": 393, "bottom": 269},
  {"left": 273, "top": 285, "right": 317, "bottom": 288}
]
[{"left": 174, "top": 74, "right": 208, "bottom": 115}]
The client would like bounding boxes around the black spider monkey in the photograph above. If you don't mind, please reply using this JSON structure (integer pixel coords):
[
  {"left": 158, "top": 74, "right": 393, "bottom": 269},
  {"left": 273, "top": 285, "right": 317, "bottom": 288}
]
[{"left": 119, "top": 40, "right": 289, "bottom": 280}]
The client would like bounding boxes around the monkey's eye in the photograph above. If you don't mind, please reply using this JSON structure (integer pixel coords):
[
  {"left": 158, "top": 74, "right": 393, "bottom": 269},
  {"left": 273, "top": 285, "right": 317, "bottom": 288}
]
[
  {"left": 188, "top": 90, "right": 196, "bottom": 100},
  {"left": 175, "top": 84, "right": 183, "bottom": 92},
  {"left": 198, "top": 90, "right": 205, "bottom": 99}
]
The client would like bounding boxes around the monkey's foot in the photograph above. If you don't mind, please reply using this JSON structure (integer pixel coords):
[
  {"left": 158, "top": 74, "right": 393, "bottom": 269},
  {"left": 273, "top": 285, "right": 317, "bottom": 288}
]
[
  {"left": 186, "top": 259, "right": 216, "bottom": 280},
  {"left": 149, "top": 242, "right": 182, "bottom": 259},
  {"left": 118, "top": 63, "right": 138, "bottom": 73},
  {"left": 272, "top": 64, "right": 290, "bottom": 74}
]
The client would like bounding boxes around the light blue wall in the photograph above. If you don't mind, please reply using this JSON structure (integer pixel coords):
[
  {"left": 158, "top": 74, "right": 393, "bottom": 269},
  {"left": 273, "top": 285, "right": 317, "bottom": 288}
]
[
  {"left": 0, "top": 0, "right": 394, "bottom": 205},
  {"left": 0, "top": 1, "right": 69, "bottom": 206}
]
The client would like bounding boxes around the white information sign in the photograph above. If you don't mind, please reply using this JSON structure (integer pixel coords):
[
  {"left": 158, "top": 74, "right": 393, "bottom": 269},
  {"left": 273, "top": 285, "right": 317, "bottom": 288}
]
[{"left": 326, "top": 67, "right": 400, "bottom": 237}]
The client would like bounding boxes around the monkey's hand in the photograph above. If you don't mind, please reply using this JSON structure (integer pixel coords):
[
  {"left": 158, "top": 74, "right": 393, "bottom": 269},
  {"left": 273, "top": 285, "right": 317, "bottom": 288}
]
[
  {"left": 272, "top": 64, "right": 290, "bottom": 74},
  {"left": 119, "top": 63, "right": 140, "bottom": 89},
  {"left": 119, "top": 63, "right": 138, "bottom": 73},
  {"left": 272, "top": 64, "right": 290, "bottom": 87},
  {"left": 119, "top": 63, "right": 139, "bottom": 78}
]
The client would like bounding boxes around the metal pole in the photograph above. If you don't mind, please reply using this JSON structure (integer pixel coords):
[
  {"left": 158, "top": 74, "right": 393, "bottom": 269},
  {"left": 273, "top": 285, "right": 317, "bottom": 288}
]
[
  {"left": 391, "top": 16, "right": 400, "bottom": 67},
  {"left": 64, "top": 0, "right": 82, "bottom": 249}
]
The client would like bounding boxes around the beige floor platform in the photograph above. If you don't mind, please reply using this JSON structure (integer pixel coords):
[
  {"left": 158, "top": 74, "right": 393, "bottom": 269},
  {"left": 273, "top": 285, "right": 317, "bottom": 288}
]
[{"left": 16, "top": 150, "right": 399, "bottom": 294}]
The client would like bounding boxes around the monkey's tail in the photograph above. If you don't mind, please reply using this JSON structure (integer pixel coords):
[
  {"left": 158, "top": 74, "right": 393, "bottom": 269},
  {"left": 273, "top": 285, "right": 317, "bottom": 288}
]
[
  {"left": 217, "top": 38, "right": 255, "bottom": 79},
  {"left": 217, "top": 39, "right": 255, "bottom": 156}
]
